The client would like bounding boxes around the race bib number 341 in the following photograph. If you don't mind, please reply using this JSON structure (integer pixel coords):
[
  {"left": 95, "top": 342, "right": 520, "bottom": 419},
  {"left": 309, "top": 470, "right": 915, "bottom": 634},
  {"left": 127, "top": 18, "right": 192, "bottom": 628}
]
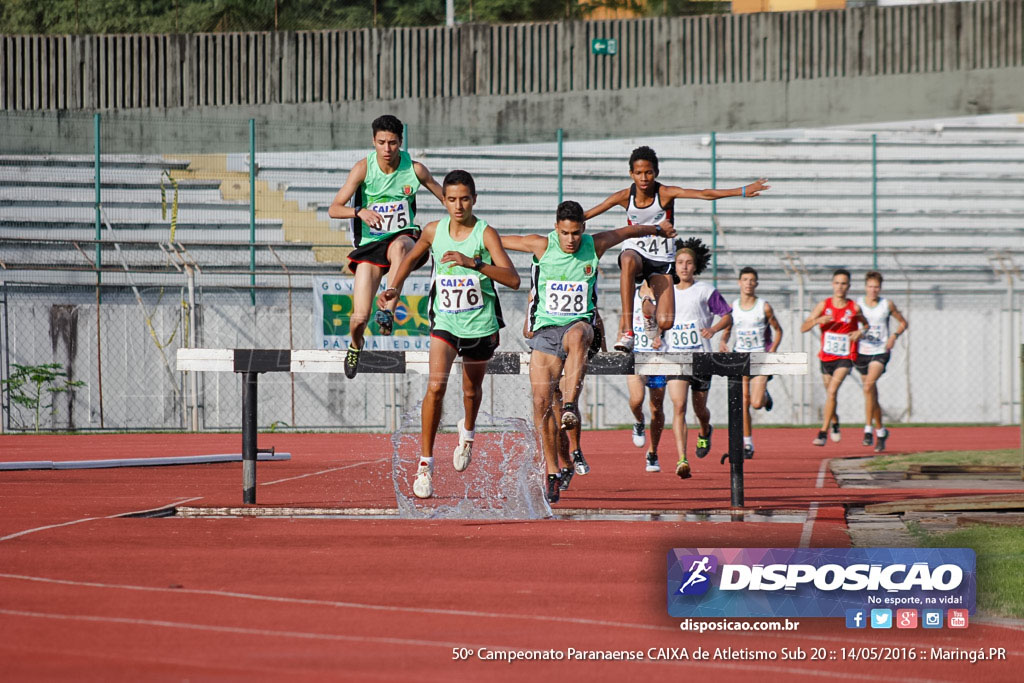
[
  {"left": 368, "top": 200, "right": 411, "bottom": 234},
  {"left": 437, "top": 275, "right": 483, "bottom": 313},
  {"left": 546, "top": 281, "right": 588, "bottom": 316}
]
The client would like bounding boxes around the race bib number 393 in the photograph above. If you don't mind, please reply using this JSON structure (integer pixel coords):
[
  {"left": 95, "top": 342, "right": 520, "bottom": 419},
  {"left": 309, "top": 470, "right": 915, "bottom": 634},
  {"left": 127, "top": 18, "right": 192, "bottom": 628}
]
[
  {"left": 823, "top": 331, "right": 851, "bottom": 356},
  {"left": 545, "top": 281, "right": 588, "bottom": 316},
  {"left": 368, "top": 200, "right": 411, "bottom": 234},
  {"left": 437, "top": 275, "right": 483, "bottom": 313}
]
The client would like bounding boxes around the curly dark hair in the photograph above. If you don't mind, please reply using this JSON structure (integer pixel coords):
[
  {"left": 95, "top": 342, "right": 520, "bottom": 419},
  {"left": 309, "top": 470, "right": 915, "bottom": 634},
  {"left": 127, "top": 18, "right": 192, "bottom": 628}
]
[
  {"left": 675, "top": 237, "right": 712, "bottom": 275},
  {"left": 628, "top": 146, "right": 659, "bottom": 176}
]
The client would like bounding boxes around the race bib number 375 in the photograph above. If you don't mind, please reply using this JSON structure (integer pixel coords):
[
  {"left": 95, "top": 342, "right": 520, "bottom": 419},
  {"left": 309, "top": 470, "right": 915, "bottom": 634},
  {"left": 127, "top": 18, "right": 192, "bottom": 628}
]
[
  {"left": 368, "top": 200, "right": 411, "bottom": 234},
  {"left": 545, "top": 281, "right": 588, "bottom": 316}
]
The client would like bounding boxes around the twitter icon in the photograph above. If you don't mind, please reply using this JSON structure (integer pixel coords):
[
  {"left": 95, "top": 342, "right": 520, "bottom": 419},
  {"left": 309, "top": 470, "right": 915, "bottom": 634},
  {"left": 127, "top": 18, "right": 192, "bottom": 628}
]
[{"left": 870, "top": 609, "right": 892, "bottom": 629}]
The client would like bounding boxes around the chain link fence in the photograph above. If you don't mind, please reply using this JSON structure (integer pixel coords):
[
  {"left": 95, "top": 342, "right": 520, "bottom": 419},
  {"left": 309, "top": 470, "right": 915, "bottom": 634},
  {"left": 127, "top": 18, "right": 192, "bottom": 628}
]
[{"left": 2, "top": 114, "right": 1023, "bottom": 432}]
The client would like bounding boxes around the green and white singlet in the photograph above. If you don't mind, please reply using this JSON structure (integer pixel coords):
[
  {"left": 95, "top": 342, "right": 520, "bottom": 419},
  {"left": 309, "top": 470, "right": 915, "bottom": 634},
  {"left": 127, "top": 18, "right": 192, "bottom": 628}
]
[
  {"left": 429, "top": 216, "right": 502, "bottom": 338},
  {"left": 528, "top": 232, "right": 599, "bottom": 332},
  {"left": 352, "top": 150, "right": 421, "bottom": 248}
]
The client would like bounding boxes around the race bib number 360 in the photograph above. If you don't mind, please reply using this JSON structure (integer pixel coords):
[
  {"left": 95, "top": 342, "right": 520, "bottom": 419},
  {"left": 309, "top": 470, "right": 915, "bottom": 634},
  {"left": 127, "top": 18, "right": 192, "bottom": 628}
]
[
  {"left": 668, "top": 320, "right": 702, "bottom": 350},
  {"left": 545, "top": 281, "right": 588, "bottom": 316},
  {"left": 823, "top": 331, "right": 851, "bottom": 356},
  {"left": 437, "top": 275, "right": 483, "bottom": 313},
  {"left": 368, "top": 200, "right": 411, "bottom": 234}
]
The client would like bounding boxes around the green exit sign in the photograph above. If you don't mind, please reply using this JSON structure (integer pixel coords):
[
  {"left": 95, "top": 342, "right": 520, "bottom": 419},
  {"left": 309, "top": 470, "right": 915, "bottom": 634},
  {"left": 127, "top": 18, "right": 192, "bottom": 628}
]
[{"left": 591, "top": 38, "right": 618, "bottom": 56}]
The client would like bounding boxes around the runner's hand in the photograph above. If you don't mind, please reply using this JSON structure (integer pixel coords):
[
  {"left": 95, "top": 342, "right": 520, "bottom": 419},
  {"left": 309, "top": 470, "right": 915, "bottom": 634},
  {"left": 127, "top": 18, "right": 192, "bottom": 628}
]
[
  {"left": 440, "top": 251, "right": 473, "bottom": 268},
  {"left": 658, "top": 219, "right": 676, "bottom": 238},
  {"left": 356, "top": 207, "right": 384, "bottom": 228},
  {"left": 376, "top": 288, "right": 398, "bottom": 309},
  {"left": 700, "top": 327, "right": 715, "bottom": 339},
  {"left": 744, "top": 178, "right": 770, "bottom": 196}
]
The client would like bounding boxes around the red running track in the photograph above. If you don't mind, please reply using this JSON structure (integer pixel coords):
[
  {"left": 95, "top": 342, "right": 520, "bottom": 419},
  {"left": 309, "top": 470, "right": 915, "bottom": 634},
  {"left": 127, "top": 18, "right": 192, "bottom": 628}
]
[{"left": 0, "top": 426, "right": 1020, "bottom": 682}]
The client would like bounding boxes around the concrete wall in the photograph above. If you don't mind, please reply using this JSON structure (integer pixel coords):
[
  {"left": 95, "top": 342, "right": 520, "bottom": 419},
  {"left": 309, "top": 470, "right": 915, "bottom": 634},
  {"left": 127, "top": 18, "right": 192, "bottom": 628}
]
[{"left": 3, "top": 65, "right": 1024, "bottom": 154}]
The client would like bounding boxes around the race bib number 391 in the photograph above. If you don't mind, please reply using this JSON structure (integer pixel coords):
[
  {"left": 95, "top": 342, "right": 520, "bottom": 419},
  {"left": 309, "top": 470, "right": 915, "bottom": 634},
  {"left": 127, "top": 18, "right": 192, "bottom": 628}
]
[
  {"left": 368, "top": 200, "right": 411, "bottom": 234},
  {"left": 545, "top": 281, "right": 588, "bottom": 316}
]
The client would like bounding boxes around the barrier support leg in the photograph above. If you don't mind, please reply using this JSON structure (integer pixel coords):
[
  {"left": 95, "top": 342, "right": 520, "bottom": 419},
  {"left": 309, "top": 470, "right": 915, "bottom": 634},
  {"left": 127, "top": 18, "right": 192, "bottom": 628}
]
[
  {"left": 727, "top": 375, "right": 745, "bottom": 507},
  {"left": 242, "top": 371, "right": 258, "bottom": 504}
]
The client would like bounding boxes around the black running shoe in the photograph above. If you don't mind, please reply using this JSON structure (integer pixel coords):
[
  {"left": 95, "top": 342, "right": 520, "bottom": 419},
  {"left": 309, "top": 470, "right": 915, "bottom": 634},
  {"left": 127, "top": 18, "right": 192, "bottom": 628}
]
[
  {"left": 374, "top": 308, "right": 395, "bottom": 335},
  {"left": 571, "top": 449, "right": 590, "bottom": 475},
  {"left": 560, "top": 402, "right": 580, "bottom": 431},
  {"left": 695, "top": 425, "right": 713, "bottom": 459},
  {"left": 862, "top": 432, "right": 874, "bottom": 447},
  {"left": 830, "top": 417, "right": 841, "bottom": 442},
  {"left": 764, "top": 390, "right": 773, "bottom": 412},
  {"left": 559, "top": 466, "right": 574, "bottom": 491},
  {"left": 645, "top": 452, "right": 660, "bottom": 472},
  {"left": 874, "top": 430, "right": 888, "bottom": 453},
  {"left": 546, "top": 473, "right": 561, "bottom": 503},
  {"left": 344, "top": 343, "right": 360, "bottom": 379},
  {"left": 743, "top": 444, "right": 755, "bottom": 459}
]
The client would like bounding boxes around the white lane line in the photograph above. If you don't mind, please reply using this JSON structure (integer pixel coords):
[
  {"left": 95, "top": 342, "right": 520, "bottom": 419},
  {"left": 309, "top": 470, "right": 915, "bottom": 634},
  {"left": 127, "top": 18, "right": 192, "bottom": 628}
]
[
  {"left": 0, "top": 573, "right": 665, "bottom": 631},
  {"left": 0, "top": 608, "right": 947, "bottom": 682},
  {"left": 260, "top": 459, "right": 387, "bottom": 486},
  {"left": 0, "top": 497, "right": 203, "bottom": 543},
  {"left": 799, "top": 458, "right": 831, "bottom": 548}
]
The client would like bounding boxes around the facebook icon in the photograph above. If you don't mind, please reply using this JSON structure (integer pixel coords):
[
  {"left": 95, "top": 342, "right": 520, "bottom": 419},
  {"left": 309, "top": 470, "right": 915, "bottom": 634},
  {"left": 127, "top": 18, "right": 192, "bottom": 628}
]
[{"left": 846, "top": 609, "right": 867, "bottom": 629}]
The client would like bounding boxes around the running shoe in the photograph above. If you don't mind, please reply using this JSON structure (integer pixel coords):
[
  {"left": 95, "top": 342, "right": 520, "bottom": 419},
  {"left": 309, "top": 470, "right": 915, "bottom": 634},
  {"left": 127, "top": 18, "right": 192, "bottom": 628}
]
[
  {"left": 743, "top": 444, "right": 755, "bottom": 460},
  {"left": 453, "top": 418, "right": 473, "bottom": 472},
  {"left": 613, "top": 331, "right": 635, "bottom": 352},
  {"left": 546, "top": 473, "right": 561, "bottom": 503},
  {"left": 695, "top": 425, "right": 714, "bottom": 459},
  {"left": 675, "top": 458, "right": 691, "bottom": 479},
  {"left": 830, "top": 417, "right": 842, "bottom": 442},
  {"left": 344, "top": 343, "right": 360, "bottom": 379},
  {"left": 874, "top": 430, "right": 888, "bottom": 453},
  {"left": 559, "top": 467, "right": 574, "bottom": 491},
  {"left": 861, "top": 432, "right": 874, "bottom": 447},
  {"left": 642, "top": 314, "right": 658, "bottom": 336},
  {"left": 560, "top": 402, "right": 580, "bottom": 431},
  {"left": 812, "top": 430, "right": 828, "bottom": 447},
  {"left": 413, "top": 459, "right": 434, "bottom": 499},
  {"left": 645, "top": 452, "right": 660, "bottom": 472},
  {"left": 571, "top": 449, "right": 590, "bottom": 475},
  {"left": 374, "top": 308, "right": 395, "bottom": 335},
  {"left": 764, "top": 390, "right": 773, "bottom": 412},
  {"left": 631, "top": 422, "right": 646, "bottom": 448}
]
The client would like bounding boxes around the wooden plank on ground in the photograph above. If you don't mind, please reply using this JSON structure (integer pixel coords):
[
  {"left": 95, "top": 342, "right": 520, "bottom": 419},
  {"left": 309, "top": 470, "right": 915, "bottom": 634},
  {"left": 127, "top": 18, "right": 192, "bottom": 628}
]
[
  {"left": 956, "top": 513, "right": 1024, "bottom": 528},
  {"left": 865, "top": 493, "right": 1024, "bottom": 514}
]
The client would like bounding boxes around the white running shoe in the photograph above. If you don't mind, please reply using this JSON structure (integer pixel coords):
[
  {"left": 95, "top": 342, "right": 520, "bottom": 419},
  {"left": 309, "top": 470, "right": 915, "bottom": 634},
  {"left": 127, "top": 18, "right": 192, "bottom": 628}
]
[
  {"left": 413, "top": 459, "right": 434, "bottom": 499},
  {"left": 642, "top": 314, "right": 658, "bottom": 336},
  {"left": 613, "top": 332, "right": 635, "bottom": 352},
  {"left": 631, "top": 422, "right": 646, "bottom": 448},
  {"left": 453, "top": 418, "right": 473, "bottom": 472}
]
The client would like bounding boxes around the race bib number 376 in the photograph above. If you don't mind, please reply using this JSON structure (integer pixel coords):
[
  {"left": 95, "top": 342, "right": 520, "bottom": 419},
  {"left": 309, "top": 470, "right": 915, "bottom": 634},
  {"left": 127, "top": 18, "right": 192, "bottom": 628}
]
[
  {"left": 545, "top": 281, "right": 588, "bottom": 316},
  {"left": 437, "top": 275, "right": 483, "bottom": 313}
]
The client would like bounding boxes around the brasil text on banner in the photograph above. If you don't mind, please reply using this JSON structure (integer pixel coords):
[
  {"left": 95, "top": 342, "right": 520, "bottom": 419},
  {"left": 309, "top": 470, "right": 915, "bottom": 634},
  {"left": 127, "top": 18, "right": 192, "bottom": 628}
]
[{"left": 313, "top": 276, "right": 432, "bottom": 350}]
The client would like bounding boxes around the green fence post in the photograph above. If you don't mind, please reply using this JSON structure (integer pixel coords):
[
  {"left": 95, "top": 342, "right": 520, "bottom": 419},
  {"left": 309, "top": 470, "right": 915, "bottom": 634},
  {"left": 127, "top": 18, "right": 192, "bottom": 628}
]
[
  {"left": 94, "top": 113, "right": 102, "bottom": 295},
  {"left": 557, "top": 128, "right": 564, "bottom": 204},
  {"left": 710, "top": 131, "right": 718, "bottom": 287},
  {"left": 872, "top": 133, "right": 878, "bottom": 270},
  {"left": 249, "top": 119, "right": 256, "bottom": 306}
]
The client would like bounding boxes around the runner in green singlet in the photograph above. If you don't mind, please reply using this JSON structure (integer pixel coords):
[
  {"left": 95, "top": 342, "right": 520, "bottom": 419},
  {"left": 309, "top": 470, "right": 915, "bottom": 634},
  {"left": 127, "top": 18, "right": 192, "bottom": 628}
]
[
  {"left": 328, "top": 114, "right": 444, "bottom": 379},
  {"left": 377, "top": 170, "right": 520, "bottom": 500}
]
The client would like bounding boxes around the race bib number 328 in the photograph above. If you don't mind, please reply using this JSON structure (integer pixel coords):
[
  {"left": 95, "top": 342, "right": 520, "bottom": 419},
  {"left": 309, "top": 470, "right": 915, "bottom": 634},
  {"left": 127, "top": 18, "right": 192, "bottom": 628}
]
[{"left": 545, "top": 281, "right": 588, "bottom": 316}]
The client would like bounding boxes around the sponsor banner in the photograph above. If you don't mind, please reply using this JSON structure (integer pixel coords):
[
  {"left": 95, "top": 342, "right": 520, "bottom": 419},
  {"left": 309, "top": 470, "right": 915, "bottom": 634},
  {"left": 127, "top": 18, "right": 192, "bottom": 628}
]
[
  {"left": 667, "top": 548, "right": 975, "bottom": 618},
  {"left": 314, "top": 276, "right": 432, "bottom": 350}
]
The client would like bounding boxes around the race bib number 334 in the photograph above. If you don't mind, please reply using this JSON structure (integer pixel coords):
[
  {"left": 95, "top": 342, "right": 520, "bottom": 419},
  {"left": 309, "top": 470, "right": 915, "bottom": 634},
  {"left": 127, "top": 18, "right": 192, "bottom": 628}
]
[{"left": 545, "top": 281, "right": 588, "bottom": 316}]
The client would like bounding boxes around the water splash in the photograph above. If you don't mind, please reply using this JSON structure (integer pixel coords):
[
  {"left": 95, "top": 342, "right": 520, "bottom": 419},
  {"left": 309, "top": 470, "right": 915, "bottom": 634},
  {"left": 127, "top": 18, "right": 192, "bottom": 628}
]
[{"left": 391, "top": 403, "right": 551, "bottom": 519}]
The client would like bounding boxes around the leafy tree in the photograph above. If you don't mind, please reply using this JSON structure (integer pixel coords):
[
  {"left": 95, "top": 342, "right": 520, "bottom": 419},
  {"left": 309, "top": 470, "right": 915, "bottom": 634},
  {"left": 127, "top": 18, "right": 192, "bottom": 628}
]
[{"left": 2, "top": 362, "right": 85, "bottom": 433}]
